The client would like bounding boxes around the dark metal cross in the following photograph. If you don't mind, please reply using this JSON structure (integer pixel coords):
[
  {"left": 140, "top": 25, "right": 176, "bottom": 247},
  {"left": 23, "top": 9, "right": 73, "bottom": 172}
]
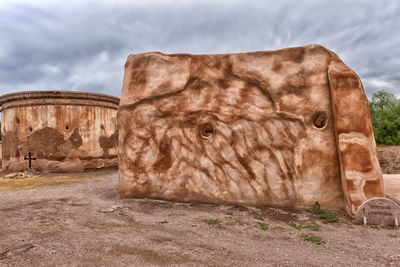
[{"left": 24, "top": 152, "right": 36, "bottom": 169}]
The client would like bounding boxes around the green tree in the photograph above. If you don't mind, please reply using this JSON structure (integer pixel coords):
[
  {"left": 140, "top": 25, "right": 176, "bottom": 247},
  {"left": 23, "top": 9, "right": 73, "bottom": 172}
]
[{"left": 369, "top": 90, "right": 400, "bottom": 145}]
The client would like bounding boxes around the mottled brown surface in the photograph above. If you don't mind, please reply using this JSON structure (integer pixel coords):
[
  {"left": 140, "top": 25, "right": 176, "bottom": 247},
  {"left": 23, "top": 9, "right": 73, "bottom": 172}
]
[
  {"left": 2, "top": 131, "right": 19, "bottom": 160},
  {"left": 0, "top": 91, "right": 119, "bottom": 172},
  {"left": 27, "top": 127, "right": 66, "bottom": 160},
  {"left": 328, "top": 60, "right": 384, "bottom": 214},
  {"left": 99, "top": 131, "right": 118, "bottom": 157},
  {"left": 118, "top": 44, "right": 383, "bottom": 215}
]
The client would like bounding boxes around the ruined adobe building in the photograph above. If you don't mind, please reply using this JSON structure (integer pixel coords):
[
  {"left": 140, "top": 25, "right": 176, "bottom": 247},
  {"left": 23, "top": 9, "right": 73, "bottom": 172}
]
[
  {"left": 0, "top": 91, "right": 119, "bottom": 172},
  {"left": 118, "top": 44, "right": 384, "bottom": 215}
]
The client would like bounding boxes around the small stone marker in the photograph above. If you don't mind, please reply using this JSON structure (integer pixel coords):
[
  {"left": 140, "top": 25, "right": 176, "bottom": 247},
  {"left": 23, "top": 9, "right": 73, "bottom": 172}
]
[{"left": 355, "top": 197, "right": 400, "bottom": 227}]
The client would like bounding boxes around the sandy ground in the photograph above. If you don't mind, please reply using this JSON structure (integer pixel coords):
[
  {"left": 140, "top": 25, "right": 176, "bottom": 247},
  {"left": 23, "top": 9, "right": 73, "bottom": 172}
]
[{"left": 0, "top": 170, "right": 399, "bottom": 267}]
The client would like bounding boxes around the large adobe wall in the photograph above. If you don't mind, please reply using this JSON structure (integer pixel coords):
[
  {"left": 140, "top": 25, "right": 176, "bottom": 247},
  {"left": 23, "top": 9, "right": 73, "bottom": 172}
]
[
  {"left": 0, "top": 91, "right": 119, "bottom": 172},
  {"left": 118, "top": 44, "right": 383, "bottom": 215}
]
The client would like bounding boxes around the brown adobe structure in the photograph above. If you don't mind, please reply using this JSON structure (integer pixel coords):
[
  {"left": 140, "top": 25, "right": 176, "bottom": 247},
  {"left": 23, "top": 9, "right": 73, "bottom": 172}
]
[
  {"left": 118, "top": 44, "right": 384, "bottom": 215},
  {"left": 0, "top": 90, "right": 119, "bottom": 172}
]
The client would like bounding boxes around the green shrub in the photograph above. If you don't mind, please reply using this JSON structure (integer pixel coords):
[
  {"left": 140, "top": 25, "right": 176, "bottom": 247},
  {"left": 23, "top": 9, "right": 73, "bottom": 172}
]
[{"left": 369, "top": 90, "right": 400, "bottom": 145}]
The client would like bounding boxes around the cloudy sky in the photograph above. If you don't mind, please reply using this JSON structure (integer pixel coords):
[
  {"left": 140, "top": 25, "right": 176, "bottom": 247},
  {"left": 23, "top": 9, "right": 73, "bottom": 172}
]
[{"left": 0, "top": 0, "right": 399, "bottom": 98}]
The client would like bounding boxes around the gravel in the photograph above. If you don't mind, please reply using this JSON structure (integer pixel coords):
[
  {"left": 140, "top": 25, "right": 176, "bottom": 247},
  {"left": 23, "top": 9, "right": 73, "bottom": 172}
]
[{"left": 0, "top": 169, "right": 399, "bottom": 267}]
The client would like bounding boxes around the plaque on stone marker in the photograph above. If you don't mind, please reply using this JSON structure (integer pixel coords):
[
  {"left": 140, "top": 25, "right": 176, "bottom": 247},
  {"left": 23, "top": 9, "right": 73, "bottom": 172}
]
[{"left": 355, "top": 197, "right": 400, "bottom": 226}]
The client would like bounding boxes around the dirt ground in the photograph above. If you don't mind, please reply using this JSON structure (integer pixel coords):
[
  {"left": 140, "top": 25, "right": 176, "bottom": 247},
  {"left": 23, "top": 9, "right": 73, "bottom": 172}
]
[
  {"left": 378, "top": 145, "right": 400, "bottom": 174},
  {"left": 0, "top": 169, "right": 399, "bottom": 267}
]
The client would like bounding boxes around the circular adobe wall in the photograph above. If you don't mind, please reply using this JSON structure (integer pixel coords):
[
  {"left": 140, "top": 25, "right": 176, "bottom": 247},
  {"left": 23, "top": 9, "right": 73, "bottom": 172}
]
[{"left": 0, "top": 91, "right": 120, "bottom": 172}]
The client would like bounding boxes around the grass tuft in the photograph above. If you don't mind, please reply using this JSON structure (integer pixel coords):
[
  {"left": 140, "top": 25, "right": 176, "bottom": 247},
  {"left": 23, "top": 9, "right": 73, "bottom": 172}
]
[
  {"left": 258, "top": 222, "right": 268, "bottom": 231},
  {"left": 304, "top": 235, "right": 325, "bottom": 245},
  {"left": 289, "top": 222, "right": 320, "bottom": 231},
  {"left": 237, "top": 220, "right": 245, "bottom": 226},
  {"left": 306, "top": 202, "right": 338, "bottom": 223},
  {"left": 203, "top": 218, "right": 220, "bottom": 225},
  {"left": 168, "top": 212, "right": 185, "bottom": 217},
  {"left": 289, "top": 222, "right": 303, "bottom": 230},
  {"left": 304, "top": 224, "right": 320, "bottom": 231},
  {"left": 289, "top": 221, "right": 320, "bottom": 231},
  {"left": 254, "top": 216, "right": 264, "bottom": 221}
]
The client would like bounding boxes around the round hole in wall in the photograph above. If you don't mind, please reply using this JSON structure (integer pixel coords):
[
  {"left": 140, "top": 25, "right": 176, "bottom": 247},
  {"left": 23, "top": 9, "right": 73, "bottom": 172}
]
[
  {"left": 200, "top": 123, "right": 214, "bottom": 139},
  {"left": 65, "top": 125, "right": 69, "bottom": 130},
  {"left": 101, "top": 124, "right": 105, "bottom": 130},
  {"left": 15, "top": 118, "right": 20, "bottom": 124},
  {"left": 28, "top": 126, "right": 33, "bottom": 132},
  {"left": 312, "top": 112, "right": 328, "bottom": 129}
]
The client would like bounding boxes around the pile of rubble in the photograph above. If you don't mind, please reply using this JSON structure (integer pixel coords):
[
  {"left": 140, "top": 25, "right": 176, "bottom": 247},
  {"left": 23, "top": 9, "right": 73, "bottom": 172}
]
[{"left": 2, "top": 169, "right": 40, "bottom": 179}]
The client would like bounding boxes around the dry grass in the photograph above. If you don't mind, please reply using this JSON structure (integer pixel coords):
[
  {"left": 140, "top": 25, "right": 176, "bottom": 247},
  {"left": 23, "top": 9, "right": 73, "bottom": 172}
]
[{"left": 0, "top": 174, "right": 88, "bottom": 191}]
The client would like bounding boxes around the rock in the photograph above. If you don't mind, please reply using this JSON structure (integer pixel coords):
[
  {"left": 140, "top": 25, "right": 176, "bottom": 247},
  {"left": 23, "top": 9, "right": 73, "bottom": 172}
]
[
  {"left": 23, "top": 169, "right": 40, "bottom": 175},
  {"left": 355, "top": 197, "right": 400, "bottom": 226},
  {"left": 118, "top": 44, "right": 383, "bottom": 215},
  {"left": 295, "top": 214, "right": 310, "bottom": 222},
  {"left": 98, "top": 207, "right": 118, "bottom": 213},
  {"left": 4, "top": 172, "right": 20, "bottom": 179},
  {"left": 3, "top": 170, "right": 36, "bottom": 179},
  {"left": 42, "top": 158, "right": 84, "bottom": 173}
]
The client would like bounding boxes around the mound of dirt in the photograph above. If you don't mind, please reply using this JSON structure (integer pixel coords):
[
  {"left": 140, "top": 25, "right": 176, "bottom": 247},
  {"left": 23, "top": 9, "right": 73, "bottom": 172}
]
[{"left": 377, "top": 146, "right": 400, "bottom": 174}]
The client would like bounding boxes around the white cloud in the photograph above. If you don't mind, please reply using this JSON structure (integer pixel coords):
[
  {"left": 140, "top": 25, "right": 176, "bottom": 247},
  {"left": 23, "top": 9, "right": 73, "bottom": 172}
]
[
  {"left": 40, "top": 63, "right": 63, "bottom": 75},
  {"left": 0, "top": 0, "right": 399, "bottom": 98},
  {"left": 368, "top": 79, "right": 396, "bottom": 90}
]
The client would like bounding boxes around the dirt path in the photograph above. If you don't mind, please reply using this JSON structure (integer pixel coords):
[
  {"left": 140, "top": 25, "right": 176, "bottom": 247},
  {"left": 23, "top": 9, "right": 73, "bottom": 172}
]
[{"left": 0, "top": 170, "right": 399, "bottom": 267}]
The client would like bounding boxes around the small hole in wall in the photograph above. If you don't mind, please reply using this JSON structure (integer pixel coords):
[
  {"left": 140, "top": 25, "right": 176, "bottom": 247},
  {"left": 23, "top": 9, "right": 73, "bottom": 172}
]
[
  {"left": 312, "top": 112, "right": 327, "bottom": 129},
  {"left": 200, "top": 124, "right": 214, "bottom": 139},
  {"left": 65, "top": 125, "right": 69, "bottom": 130},
  {"left": 101, "top": 124, "right": 105, "bottom": 130},
  {"left": 16, "top": 118, "right": 20, "bottom": 124},
  {"left": 28, "top": 126, "right": 33, "bottom": 132}
]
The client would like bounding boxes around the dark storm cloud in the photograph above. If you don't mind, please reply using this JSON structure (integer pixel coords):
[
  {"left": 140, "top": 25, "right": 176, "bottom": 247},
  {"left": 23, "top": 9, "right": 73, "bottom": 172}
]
[{"left": 0, "top": 0, "right": 399, "bottom": 97}]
